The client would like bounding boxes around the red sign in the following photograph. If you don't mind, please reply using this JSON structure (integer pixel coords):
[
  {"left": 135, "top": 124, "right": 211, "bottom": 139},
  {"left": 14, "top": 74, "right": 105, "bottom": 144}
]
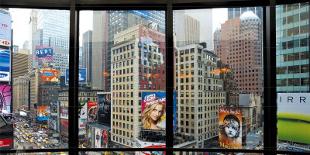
[{"left": 0, "top": 138, "right": 13, "bottom": 147}]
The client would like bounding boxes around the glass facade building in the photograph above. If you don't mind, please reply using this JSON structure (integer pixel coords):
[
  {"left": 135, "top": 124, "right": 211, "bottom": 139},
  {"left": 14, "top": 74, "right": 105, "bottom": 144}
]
[{"left": 276, "top": 3, "right": 309, "bottom": 92}]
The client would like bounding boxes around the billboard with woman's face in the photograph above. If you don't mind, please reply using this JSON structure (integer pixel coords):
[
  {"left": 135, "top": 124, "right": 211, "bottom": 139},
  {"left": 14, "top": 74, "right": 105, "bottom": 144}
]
[
  {"left": 219, "top": 106, "right": 242, "bottom": 149},
  {"left": 141, "top": 92, "right": 166, "bottom": 130}
]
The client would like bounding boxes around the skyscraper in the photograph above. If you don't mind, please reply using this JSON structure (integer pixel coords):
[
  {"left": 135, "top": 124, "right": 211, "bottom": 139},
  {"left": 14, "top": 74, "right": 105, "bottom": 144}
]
[
  {"left": 105, "top": 11, "right": 165, "bottom": 92},
  {"left": 82, "top": 30, "right": 92, "bottom": 85},
  {"left": 30, "top": 9, "right": 69, "bottom": 75},
  {"left": 276, "top": 3, "right": 309, "bottom": 92},
  {"left": 174, "top": 11, "right": 200, "bottom": 47},
  {"left": 228, "top": 7, "right": 263, "bottom": 20},
  {"left": 217, "top": 11, "right": 263, "bottom": 96},
  {"left": 91, "top": 11, "right": 109, "bottom": 90}
]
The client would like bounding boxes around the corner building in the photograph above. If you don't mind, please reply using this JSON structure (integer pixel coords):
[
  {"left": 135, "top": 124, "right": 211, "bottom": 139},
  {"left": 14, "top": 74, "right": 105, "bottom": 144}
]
[
  {"left": 111, "top": 24, "right": 166, "bottom": 147},
  {"left": 175, "top": 43, "right": 226, "bottom": 148}
]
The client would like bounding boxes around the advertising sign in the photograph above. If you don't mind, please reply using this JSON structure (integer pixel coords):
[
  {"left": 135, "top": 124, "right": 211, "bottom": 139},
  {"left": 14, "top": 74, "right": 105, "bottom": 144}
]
[
  {"left": 277, "top": 93, "right": 310, "bottom": 144},
  {"left": 141, "top": 92, "right": 166, "bottom": 130},
  {"left": 65, "top": 68, "right": 87, "bottom": 84},
  {"left": 0, "top": 84, "right": 11, "bottom": 114},
  {"left": 36, "top": 105, "right": 49, "bottom": 121},
  {"left": 40, "top": 68, "right": 60, "bottom": 82},
  {"left": 87, "top": 101, "right": 98, "bottom": 122},
  {"left": 50, "top": 101, "right": 59, "bottom": 114},
  {"left": 35, "top": 47, "right": 53, "bottom": 59},
  {"left": 60, "top": 118, "right": 69, "bottom": 137},
  {"left": 219, "top": 106, "right": 242, "bottom": 149},
  {"left": 97, "top": 92, "right": 111, "bottom": 126},
  {"left": 0, "top": 49, "right": 10, "bottom": 82},
  {"left": 0, "top": 10, "right": 12, "bottom": 47},
  {"left": 49, "top": 116, "right": 59, "bottom": 131},
  {"left": 94, "top": 128, "right": 102, "bottom": 148},
  {"left": 173, "top": 91, "right": 177, "bottom": 132},
  {"left": 79, "top": 100, "right": 87, "bottom": 119},
  {"left": 101, "top": 129, "right": 109, "bottom": 148},
  {"left": 60, "top": 103, "right": 68, "bottom": 119}
]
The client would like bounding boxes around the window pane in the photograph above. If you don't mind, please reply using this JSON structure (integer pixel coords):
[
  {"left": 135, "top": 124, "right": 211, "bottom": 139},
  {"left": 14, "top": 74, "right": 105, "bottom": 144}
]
[
  {"left": 79, "top": 10, "right": 166, "bottom": 148},
  {"left": 276, "top": 2, "right": 310, "bottom": 152},
  {"left": 174, "top": 7, "right": 264, "bottom": 149},
  {"left": 0, "top": 8, "right": 69, "bottom": 150}
]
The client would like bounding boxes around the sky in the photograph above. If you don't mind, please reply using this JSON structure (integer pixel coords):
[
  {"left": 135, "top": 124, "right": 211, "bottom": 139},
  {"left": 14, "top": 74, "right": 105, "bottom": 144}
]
[{"left": 10, "top": 9, "right": 227, "bottom": 50}]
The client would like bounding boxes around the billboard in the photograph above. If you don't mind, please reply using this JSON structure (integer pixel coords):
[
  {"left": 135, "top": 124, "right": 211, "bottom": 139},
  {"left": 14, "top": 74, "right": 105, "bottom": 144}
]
[
  {"left": 141, "top": 92, "right": 166, "bottom": 130},
  {"left": 65, "top": 68, "right": 86, "bottom": 84},
  {"left": 173, "top": 91, "right": 177, "bottom": 132},
  {"left": 0, "top": 10, "right": 12, "bottom": 47},
  {"left": 0, "top": 49, "right": 10, "bottom": 82},
  {"left": 94, "top": 128, "right": 102, "bottom": 148},
  {"left": 87, "top": 101, "right": 98, "bottom": 122},
  {"left": 40, "top": 68, "right": 60, "bottom": 82},
  {"left": 35, "top": 47, "right": 53, "bottom": 61},
  {"left": 36, "top": 105, "right": 49, "bottom": 121},
  {"left": 0, "top": 84, "right": 11, "bottom": 114},
  {"left": 219, "top": 106, "right": 242, "bottom": 149},
  {"left": 49, "top": 115, "right": 59, "bottom": 131},
  {"left": 97, "top": 93, "right": 111, "bottom": 126},
  {"left": 277, "top": 93, "right": 310, "bottom": 144},
  {"left": 79, "top": 100, "right": 88, "bottom": 135},
  {"left": 60, "top": 118, "right": 69, "bottom": 138}
]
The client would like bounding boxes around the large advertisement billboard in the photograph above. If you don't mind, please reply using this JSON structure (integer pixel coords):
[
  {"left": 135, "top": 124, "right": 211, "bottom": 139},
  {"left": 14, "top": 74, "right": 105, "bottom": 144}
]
[
  {"left": 0, "top": 49, "right": 10, "bottom": 82},
  {"left": 87, "top": 101, "right": 98, "bottom": 122},
  {"left": 173, "top": 91, "right": 177, "bottom": 132},
  {"left": 141, "top": 92, "right": 166, "bottom": 130},
  {"left": 97, "top": 92, "right": 111, "bottom": 126},
  {"left": 65, "top": 68, "right": 87, "bottom": 84},
  {"left": 219, "top": 106, "right": 242, "bottom": 149},
  {"left": 40, "top": 68, "right": 60, "bottom": 82},
  {"left": 79, "top": 100, "right": 87, "bottom": 136},
  {"left": 36, "top": 105, "right": 49, "bottom": 121},
  {"left": 0, "top": 10, "right": 12, "bottom": 47},
  {"left": 35, "top": 47, "right": 53, "bottom": 61},
  {"left": 94, "top": 128, "right": 102, "bottom": 148},
  {"left": 0, "top": 84, "right": 11, "bottom": 114},
  {"left": 277, "top": 93, "right": 310, "bottom": 144}
]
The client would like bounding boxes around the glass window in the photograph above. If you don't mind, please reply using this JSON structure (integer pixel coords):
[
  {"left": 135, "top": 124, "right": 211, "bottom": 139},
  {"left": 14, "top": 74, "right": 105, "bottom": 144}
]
[
  {"left": 276, "top": 2, "right": 310, "bottom": 152},
  {"left": 79, "top": 10, "right": 166, "bottom": 148},
  {"left": 174, "top": 7, "right": 264, "bottom": 149}
]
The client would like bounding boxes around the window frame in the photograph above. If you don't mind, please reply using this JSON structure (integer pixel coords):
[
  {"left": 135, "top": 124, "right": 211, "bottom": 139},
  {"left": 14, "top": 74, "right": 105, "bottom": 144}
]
[{"left": 0, "top": 0, "right": 309, "bottom": 154}]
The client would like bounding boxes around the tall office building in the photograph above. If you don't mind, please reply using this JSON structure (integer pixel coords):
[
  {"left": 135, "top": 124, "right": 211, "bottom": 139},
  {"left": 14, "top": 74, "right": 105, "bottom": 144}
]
[
  {"left": 276, "top": 3, "right": 309, "bottom": 92},
  {"left": 92, "top": 11, "right": 109, "bottom": 90},
  {"left": 13, "top": 76, "right": 29, "bottom": 111},
  {"left": 111, "top": 24, "right": 165, "bottom": 147},
  {"left": 228, "top": 7, "right": 263, "bottom": 20},
  {"left": 82, "top": 30, "right": 93, "bottom": 85},
  {"left": 216, "top": 11, "right": 263, "bottom": 96},
  {"left": 12, "top": 52, "right": 29, "bottom": 78},
  {"left": 175, "top": 43, "right": 225, "bottom": 148},
  {"left": 105, "top": 11, "right": 165, "bottom": 92},
  {"left": 174, "top": 11, "right": 201, "bottom": 47},
  {"left": 30, "top": 9, "right": 69, "bottom": 75}
]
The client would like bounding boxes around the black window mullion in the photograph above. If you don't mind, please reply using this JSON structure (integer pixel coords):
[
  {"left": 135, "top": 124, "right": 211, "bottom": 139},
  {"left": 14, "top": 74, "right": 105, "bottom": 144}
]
[
  {"left": 166, "top": 0, "right": 174, "bottom": 154},
  {"left": 263, "top": 1, "right": 277, "bottom": 154},
  {"left": 69, "top": 0, "right": 79, "bottom": 154}
]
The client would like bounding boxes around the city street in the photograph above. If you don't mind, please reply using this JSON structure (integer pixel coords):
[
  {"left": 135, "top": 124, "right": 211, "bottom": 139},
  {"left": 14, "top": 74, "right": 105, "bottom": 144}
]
[{"left": 13, "top": 115, "right": 67, "bottom": 149}]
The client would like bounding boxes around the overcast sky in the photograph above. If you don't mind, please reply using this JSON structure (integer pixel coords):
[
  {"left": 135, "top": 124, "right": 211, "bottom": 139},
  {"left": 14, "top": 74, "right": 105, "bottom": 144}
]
[{"left": 10, "top": 9, "right": 227, "bottom": 49}]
